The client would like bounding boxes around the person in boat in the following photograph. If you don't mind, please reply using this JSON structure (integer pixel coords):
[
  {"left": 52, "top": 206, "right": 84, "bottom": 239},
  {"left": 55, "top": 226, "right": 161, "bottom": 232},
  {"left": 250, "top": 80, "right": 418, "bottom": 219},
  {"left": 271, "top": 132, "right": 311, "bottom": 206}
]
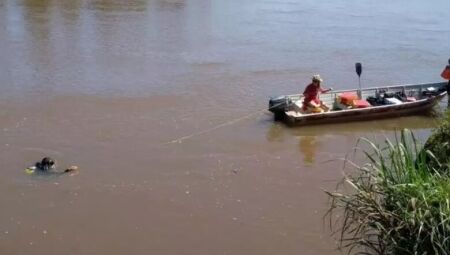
[
  {"left": 442, "top": 59, "right": 450, "bottom": 103},
  {"left": 302, "top": 74, "right": 332, "bottom": 113}
]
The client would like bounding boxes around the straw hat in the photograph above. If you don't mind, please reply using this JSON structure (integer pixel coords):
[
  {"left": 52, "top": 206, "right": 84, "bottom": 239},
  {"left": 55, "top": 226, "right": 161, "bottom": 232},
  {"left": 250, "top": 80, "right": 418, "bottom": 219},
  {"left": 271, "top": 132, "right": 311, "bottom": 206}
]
[{"left": 312, "top": 74, "right": 323, "bottom": 82}]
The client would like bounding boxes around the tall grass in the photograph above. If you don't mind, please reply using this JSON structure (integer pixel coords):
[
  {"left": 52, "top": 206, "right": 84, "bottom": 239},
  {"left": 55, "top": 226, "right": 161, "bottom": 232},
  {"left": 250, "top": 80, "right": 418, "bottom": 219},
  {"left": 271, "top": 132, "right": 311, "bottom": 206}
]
[
  {"left": 326, "top": 129, "right": 450, "bottom": 254},
  {"left": 424, "top": 110, "right": 450, "bottom": 172}
]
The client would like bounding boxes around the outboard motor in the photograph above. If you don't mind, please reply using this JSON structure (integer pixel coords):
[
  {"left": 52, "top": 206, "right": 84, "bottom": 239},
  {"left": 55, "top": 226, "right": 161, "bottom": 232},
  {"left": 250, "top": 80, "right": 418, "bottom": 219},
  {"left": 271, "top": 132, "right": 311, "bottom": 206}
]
[
  {"left": 269, "top": 96, "right": 289, "bottom": 113},
  {"left": 269, "top": 96, "right": 292, "bottom": 121}
]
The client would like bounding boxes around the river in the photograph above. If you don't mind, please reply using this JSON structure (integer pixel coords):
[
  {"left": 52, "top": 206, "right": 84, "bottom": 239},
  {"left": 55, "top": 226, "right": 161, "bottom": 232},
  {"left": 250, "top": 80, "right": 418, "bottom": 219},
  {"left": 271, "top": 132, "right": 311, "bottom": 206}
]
[{"left": 0, "top": 0, "right": 449, "bottom": 254}]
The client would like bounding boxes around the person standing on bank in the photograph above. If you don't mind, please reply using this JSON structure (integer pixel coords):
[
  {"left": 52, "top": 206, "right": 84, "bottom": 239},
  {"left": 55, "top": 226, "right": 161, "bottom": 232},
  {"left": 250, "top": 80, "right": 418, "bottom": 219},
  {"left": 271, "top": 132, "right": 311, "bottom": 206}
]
[
  {"left": 302, "top": 74, "right": 332, "bottom": 113},
  {"left": 441, "top": 59, "right": 450, "bottom": 103}
]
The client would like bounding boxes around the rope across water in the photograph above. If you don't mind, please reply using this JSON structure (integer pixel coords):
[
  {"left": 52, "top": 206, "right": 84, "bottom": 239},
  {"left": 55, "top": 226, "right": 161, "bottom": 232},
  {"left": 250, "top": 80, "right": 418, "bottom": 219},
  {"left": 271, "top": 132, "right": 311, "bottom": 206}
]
[{"left": 165, "top": 102, "right": 286, "bottom": 144}]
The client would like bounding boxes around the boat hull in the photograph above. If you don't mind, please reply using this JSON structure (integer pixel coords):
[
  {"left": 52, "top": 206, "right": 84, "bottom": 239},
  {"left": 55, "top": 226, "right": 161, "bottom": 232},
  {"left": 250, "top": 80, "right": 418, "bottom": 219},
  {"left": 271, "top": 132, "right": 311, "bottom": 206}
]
[{"left": 285, "top": 95, "right": 444, "bottom": 126}]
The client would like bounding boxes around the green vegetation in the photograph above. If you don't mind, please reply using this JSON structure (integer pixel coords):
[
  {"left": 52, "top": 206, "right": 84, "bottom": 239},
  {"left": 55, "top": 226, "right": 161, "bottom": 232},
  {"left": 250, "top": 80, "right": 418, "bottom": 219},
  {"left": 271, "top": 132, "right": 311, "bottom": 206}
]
[
  {"left": 326, "top": 116, "right": 450, "bottom": 254},
  {"left": 424, "top": 110, "right": 450, "bottom": 171}
]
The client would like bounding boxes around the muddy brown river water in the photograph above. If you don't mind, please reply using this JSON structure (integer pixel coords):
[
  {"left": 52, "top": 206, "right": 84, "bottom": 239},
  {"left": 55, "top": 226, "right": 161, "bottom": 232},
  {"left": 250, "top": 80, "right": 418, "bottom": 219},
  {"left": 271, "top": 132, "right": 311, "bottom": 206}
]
[{"left": 1, "top": 0, "right": 449, "bottom": 254}]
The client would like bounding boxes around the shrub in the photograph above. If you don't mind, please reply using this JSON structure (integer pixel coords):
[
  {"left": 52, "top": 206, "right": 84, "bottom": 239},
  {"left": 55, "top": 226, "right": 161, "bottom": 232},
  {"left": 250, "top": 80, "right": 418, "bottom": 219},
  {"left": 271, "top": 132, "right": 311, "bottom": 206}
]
[
  {"left": 326, "top": 129, "right": 450, "bottom": 255},
  {"left": 423, "top": 110, "right": 450, "bottom": 171}
]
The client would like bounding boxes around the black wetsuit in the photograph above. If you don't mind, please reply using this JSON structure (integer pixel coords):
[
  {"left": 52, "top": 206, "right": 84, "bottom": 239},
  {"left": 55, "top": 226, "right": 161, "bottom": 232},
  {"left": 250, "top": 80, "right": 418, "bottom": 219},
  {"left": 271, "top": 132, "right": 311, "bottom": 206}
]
[
  {"left": 448, "top": 80, "right": 450, "bottom": 93},
  {"left": 445, "top": 65, "right": 450, "bottom": 101},
  {"left": 447, "top": 78, "right": 450, "bottom": 102}
]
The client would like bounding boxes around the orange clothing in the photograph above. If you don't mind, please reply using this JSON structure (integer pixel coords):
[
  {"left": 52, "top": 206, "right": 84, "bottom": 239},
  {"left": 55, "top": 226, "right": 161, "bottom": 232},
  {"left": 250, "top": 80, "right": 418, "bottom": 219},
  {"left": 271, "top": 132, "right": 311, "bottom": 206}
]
[{"left": 441, "top": 65, "right": 450, "bottom": 80}]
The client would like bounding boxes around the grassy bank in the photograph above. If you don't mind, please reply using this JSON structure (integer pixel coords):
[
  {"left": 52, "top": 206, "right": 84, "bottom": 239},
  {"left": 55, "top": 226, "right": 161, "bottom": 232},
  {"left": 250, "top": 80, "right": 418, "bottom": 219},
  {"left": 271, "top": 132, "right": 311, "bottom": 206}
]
[{"left": 326, "top": 112, "right": 450, "bottom": 254}]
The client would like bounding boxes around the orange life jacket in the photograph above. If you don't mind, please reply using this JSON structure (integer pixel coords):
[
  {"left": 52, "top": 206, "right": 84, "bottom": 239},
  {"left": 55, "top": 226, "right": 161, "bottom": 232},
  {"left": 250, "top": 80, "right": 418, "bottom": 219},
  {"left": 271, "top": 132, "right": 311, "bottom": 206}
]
[{"left": 441, "top": 66, "right": 450, "bottom": 80}]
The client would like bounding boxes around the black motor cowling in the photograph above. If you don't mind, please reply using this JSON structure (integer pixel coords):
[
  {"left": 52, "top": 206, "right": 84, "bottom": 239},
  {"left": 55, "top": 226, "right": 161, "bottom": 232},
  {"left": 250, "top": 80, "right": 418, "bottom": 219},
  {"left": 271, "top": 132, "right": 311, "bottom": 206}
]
[{"left": 269, "top": 96, "right": 289, "bottom": 113}]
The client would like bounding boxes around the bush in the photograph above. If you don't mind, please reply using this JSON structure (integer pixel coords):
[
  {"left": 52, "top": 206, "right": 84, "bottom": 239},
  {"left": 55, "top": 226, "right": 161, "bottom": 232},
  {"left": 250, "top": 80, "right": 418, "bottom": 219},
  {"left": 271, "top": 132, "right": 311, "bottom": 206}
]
[
  {"left": 326, "top": 129, "right": 450, "bottom": 255},
  {"left": 423, "top": 110, "right": 450, "bottom": 171}
]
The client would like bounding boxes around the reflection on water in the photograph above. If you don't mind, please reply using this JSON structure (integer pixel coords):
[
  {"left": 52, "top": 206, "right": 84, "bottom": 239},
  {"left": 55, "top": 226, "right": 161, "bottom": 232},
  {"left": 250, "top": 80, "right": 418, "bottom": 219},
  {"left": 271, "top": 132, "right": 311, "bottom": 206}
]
[
  {"left": 288, "top": 115, "right": 439, "bottom": 137},
  {"left": 265, "top": 122, "right": 284, "bottom": 142},
  {"left": 267, "top": 115, "right": 440, "bottom": 165},
  {"left": 298, "top": 136, "right": 317, "bottom": 165},
  {"left": 156, "top": 0, "right": 185, "bottom": 10},
  {"left": 89, "top": 0, "right": 148, "bottom": 12}
]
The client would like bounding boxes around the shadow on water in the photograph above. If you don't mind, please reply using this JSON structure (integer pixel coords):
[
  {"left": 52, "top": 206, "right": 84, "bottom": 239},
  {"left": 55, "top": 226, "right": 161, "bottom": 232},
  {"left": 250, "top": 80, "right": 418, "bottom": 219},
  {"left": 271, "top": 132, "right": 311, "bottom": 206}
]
[{"left": 267, "top": 114, "right": 439, "bottom": 136}]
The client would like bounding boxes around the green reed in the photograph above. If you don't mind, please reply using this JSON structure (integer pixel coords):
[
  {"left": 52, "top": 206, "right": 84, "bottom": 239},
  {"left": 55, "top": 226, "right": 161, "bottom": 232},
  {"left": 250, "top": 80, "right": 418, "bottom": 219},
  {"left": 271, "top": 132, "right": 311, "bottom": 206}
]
[
  {"left": 424, "top": 110, "right": 450, "bottom": 172},
  {"left": 326, "top": 129, "right": 450, "bottom": 255}
]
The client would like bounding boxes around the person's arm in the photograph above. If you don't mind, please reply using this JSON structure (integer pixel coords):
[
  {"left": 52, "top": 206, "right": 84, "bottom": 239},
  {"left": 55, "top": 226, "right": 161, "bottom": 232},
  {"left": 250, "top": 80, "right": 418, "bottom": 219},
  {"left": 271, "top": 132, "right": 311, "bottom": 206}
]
[{"left": 320, "top": 87, "right": 333, "bottom": 93}]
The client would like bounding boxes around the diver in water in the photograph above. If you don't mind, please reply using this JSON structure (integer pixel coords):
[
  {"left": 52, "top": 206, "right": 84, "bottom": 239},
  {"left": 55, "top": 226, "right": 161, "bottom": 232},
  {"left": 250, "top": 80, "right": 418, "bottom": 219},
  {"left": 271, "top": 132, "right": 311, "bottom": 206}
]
[
  {"left": 35, "top": 157, "right": 56, "bottom": 171},
  {"left": 26, "top": 157, "right": 78, "bottom": 175}
]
